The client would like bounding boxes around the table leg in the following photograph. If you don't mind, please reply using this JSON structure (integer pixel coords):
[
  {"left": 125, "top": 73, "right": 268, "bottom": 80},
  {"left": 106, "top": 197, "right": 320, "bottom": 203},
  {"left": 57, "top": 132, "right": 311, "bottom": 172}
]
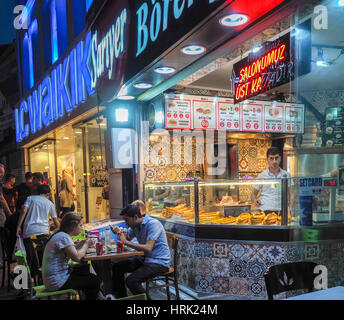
[{"left": 100, "top": 260, "right": 113, "bottom": 295}]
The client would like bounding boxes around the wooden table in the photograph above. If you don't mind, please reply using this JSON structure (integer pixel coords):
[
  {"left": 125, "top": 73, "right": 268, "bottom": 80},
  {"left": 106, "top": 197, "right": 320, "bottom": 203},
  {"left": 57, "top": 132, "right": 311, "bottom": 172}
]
[
  {"left": 285, "top": 286, "right": 344, "bottom": 300},
  {"left": 83, "top": 250, "right": 144, "bottom": 295}
]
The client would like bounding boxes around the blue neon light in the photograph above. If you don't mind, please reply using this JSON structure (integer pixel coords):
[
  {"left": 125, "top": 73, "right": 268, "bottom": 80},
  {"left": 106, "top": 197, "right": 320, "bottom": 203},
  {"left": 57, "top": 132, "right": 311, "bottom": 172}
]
[
  {"left": 86, "top": 0, "right": 94, "bottom": 12},
  {"left": 15, "top": 7, "right": 128, "bottom": 143},
  {"left": 51, "top": 0, "right": 59, "bottom": 63}
]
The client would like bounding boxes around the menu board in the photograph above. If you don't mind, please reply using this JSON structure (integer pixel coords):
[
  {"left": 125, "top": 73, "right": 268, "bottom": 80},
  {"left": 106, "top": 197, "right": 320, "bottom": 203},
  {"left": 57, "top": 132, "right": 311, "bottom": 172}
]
[
  {"left": 193, "top": 97, "right": 217, "bottom": 130},
  {"left": 217, "top": 99, "right": 241, "bottom": 131},
  {"left": 264, "top": 104, "right": 285, "bottom": 133},
  {"left": 164, "top": 94, "right": 304, "bottom": 133},
  {"left": 285, "top": 104, "right": 304, "bottom": 133},
  {"left": 241, "top": 102, "right": 264, "bottom": 132},
  {"left": 165, "top": 96, "right": 192, "bottom": 129}
]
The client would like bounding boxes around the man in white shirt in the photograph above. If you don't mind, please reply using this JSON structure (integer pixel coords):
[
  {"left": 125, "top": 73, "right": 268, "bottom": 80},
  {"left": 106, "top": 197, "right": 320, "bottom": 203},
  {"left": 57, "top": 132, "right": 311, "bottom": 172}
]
[
  {"left": 16, "top": 184, "right": 60, "bottom": 281},
  {"left": 252, "top": 147, "right": 291, "bottom": 213}
]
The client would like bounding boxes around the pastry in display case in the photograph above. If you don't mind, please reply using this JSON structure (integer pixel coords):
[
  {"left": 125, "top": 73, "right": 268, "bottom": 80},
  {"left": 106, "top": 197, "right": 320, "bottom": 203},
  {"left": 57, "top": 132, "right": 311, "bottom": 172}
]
[{"left": 144, "top": 179, "right": 293, "bottom": 226}]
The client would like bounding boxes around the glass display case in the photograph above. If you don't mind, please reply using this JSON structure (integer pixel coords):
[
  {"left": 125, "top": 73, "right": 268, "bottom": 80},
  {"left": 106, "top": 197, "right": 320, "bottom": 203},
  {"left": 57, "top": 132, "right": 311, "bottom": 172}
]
[
  {"left": 144, "top": 178, "right": 293, "bottom": 226},
  {"left": 144, "top": 177, "right": 344, "bottom": 227}
]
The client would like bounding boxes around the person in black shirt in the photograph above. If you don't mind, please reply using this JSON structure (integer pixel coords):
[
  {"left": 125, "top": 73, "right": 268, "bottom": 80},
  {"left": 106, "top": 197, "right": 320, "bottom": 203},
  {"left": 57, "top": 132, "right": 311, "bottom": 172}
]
[
  {"left": 5, "top": 172, "right": 34, "bottom": 259},
  {"left": 0, "top": 163, "right": 12, "bottom": 227}
]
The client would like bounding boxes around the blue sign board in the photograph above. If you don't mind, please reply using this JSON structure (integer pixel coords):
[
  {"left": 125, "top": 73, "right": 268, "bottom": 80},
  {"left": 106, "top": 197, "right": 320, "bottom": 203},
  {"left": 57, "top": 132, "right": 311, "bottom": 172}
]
[{"left": 15, "top": 8, "right": 128, "bottom": 143}]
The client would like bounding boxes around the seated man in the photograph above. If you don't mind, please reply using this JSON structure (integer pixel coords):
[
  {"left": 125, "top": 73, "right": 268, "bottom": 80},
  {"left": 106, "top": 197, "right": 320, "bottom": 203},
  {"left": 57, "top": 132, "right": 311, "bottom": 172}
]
[{"left": 111, "top": 204, "right": 170, "bottom": 299}]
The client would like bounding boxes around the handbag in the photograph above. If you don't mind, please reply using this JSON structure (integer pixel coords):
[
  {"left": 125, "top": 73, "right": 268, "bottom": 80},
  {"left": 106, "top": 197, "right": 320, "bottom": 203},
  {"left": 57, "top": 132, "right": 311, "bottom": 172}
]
[{"left": 15, "top": 236, "right": 27, "bottom": 256}]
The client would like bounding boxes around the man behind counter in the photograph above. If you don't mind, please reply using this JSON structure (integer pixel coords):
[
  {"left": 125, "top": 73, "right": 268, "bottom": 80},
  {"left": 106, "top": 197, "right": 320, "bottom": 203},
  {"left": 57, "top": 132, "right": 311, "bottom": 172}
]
[
  {"left": 251, "top": 147, "right": 291, "bottom": 213},
  {"left": 111, "top": 204, "right": 170, "bottom": 299}
]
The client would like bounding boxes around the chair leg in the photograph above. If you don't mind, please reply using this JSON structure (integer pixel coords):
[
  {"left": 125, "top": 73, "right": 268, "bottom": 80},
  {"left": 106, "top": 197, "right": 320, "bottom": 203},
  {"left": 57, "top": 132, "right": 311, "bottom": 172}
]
[
  {"left": 1, "top": 257, "right": 4, "bottom": 288},
  {"left": 174, "top": 274, "right": 180, "bottom": 300},
  {"left": 7, "top": 259, "right": 11, "bottom": 292},
  {"left": 145, "top": 280, "right": 150, "bottom": 299},
  {"left": 165, "top": 276, "right": 171, "bottom": 300}
]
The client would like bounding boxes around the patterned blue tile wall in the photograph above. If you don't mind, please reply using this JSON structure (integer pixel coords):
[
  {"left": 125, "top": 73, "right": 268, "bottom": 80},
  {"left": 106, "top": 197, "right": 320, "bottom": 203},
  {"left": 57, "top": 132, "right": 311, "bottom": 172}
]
[{"left": 175, "top": 236, "right": 344, "bottom": 299}]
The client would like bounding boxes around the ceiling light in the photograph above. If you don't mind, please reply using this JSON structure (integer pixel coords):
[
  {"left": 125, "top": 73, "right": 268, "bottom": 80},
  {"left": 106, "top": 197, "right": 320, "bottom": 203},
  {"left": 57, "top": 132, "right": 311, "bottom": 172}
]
[
  {"left": 181, "top": 45, "right": 206, "bottom": 55},
  {"left": 116, "top": 109, "right": 129, "bottom": 122},
  {"left": 117, "top": 95, "right": 135, "bottom": 100},
  {"left": 339, "top": 0, "right": 344, "bottom": 7},
  {"left": 154, "top": 66, "right": 176, "bottom": 74},
  {"left": 134, "top": 83, "right": 153, "bottom": 89},
  {"left": 63, "top": 137, "right": 70, "bottom": 140},
  {"left": 219, "top": 13, "right": 249, "bottom": 27}
]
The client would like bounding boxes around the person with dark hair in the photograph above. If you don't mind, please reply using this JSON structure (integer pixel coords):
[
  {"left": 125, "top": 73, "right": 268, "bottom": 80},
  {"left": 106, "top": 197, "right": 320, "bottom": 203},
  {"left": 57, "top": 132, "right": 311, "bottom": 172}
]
[
  {"left": 59, "top": 175, "right": 75, "bottom": 219},
  {"left": 131, "top": 199, "right": 146, "bottom": 216},
  {"left": 32, "top": 172, "right": 44, "bottom": 193},
  {"left": 111, "top": 204, "right": 170, "bottom": 299},
  {"left": 251, "top": 147, "right": 290, "bottom": 213},
  {"left": 5, "top": 172, "right": 34, "bottom": 260},
  {"left": 42, "top": 212, "right": 101, "bottom": 300},
  {"left": 16, "top": 184, "right": 60, "bottom": 282},
  {"left": 2, "top": 174, "right": 17, "bottom": 215},
  {"left": 0, "top": 163, "right": 13, "bottom": 227}
]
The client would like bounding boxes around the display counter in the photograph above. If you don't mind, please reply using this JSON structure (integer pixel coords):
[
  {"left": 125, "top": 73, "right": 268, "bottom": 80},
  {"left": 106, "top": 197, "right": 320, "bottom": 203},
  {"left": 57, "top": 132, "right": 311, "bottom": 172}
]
[{"left": 144, "top": 178, "right": 344, "bottom": 299}]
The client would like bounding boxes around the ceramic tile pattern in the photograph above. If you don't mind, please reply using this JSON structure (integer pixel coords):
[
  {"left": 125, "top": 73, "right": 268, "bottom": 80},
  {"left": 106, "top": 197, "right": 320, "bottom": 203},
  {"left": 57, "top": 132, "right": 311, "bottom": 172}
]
[{"left": 175, "top": 237, "right": 344, "bottom": 299}]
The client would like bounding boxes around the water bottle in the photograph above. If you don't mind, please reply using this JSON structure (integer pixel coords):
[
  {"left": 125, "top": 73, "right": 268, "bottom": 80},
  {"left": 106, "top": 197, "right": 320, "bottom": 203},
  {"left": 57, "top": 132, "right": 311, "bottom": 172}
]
[{"left": 105, "top": 229, "right": 111, "bottom": 248}]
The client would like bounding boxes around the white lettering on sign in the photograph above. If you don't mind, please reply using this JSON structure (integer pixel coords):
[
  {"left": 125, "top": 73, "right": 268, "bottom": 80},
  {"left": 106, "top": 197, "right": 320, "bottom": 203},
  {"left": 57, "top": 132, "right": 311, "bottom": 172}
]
[
  {"left": 299, "top": 177, "right": 323, "bottom": 196},
  {"left": 90, "top": 9, "right": 128, "bottom": 89},
  {"left": 136, "top": 0, "right": 216, "bottom": 57},
  {"left": 14, "top": 8, "right": 128, "bottom": 143}
]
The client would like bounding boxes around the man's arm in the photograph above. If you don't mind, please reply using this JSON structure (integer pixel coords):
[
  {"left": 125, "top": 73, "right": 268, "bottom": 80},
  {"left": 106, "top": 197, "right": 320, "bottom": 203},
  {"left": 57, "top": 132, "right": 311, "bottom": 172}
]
[
  {"left": 16, "top": 206, "right": 28, "bottom": 236},
  {"left": 118, "top": 232, "right": 155, "bottom": 255},
  {"left": 251, "top": 188, "right": 261, "bottom": 207},
  {"left": 52, "top": 217, "right": 60, "bottom": 230},
  {"left": 65, "top": 239, "right": 94, "bottom": 262},
  {"left": 0, "top": 194, "right": 12, "bottom": 217},
  {"left": 153, "top": 190, "right": 170, "bottom": 201}
]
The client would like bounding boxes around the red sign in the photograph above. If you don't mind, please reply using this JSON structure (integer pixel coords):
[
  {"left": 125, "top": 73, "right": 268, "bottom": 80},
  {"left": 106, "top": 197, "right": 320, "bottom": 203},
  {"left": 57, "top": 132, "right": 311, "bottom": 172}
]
[{"left": 233, "top": 33, "right": 293, "bottom": 104}]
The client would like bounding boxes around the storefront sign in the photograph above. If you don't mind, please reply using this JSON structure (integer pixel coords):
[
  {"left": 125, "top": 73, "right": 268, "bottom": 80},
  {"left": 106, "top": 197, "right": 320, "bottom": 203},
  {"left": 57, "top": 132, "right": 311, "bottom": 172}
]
[
  {"left": 193, "top": 97, "right": 217, "bottom": 130},
  {"left": 241, "top": 101, "right": 264, "bottom": 132},
  {"left": 217, "top": 99, "right": 240, "bottom": 131},
  {"left": 165, "top": 96, "right": 192, "bottom": 129},
  {"left": 90, "top": 9, "right": 128, "bottom": 90},
  {"left": 299, "top": 177, "right": 323, "bottom": 196},
  {"left": 264, "top": 103, "right": 284, "bottom": 133},
  {"left": 15, "top": 32, "right": 96, "bottom": 143},
  {"left": 136, "top": 0, "right": 219, "bottom": 57},
  {"left": 165, "top": 93, "right": 305, "bottom": 133},
  {"left": 15, "top": 6, "right": 129, "bottom": 143},
  {"left": 233, "top": 33, "right": 293, "bottom": 104}
]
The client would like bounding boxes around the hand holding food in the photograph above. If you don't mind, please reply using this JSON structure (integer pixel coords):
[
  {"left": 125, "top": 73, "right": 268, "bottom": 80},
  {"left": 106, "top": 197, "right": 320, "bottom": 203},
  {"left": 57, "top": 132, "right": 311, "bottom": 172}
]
[
  {"left": 86, "top": 238, "right": 95, "bottom": 248},
  {"left": 110, "top": 225, "right": 121, "bottom": 235}
]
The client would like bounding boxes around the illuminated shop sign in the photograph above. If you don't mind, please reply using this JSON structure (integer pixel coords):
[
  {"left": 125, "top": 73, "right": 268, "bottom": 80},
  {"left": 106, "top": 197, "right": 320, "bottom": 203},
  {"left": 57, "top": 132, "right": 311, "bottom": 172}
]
[
  {"left": 135, "top": 0, "right": 218, "bottom": 57},
  {"left": 15, "top": 8, "right": 128, "bottom": 143},
  {"left": 90, "top": 9, "right": 127, "bottom": 89},
  {"left": 233, "top": 33, "right": 293, "bottom": 104}
]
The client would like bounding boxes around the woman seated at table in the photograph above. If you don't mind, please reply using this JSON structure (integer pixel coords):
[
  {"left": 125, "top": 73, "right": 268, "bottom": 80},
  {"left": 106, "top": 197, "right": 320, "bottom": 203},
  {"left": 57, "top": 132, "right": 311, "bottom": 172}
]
[{"left": 42, "top": 212, "right": 101, "bottom": 300}]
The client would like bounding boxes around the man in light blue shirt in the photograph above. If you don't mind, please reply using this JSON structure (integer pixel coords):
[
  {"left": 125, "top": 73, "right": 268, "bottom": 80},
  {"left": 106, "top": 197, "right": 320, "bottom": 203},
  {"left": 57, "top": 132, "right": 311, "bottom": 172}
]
[{"left": 111, "top": 204, "right": 170, "bottom": 299}]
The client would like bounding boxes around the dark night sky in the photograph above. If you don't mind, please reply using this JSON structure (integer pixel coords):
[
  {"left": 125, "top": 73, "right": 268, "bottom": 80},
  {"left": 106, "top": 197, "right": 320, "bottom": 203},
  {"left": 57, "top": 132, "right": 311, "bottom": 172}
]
[{"left": 0, "top": 0, "right": 16, "bottom": 45}]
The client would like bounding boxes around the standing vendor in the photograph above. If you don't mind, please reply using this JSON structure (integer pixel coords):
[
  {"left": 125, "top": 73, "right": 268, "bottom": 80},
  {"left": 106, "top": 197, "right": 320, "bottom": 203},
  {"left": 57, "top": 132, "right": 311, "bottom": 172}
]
[
  {"left": 150, "top": 186, "right": 185, "bottom": 206},
  {"left": 251, "top": 147, "right": 291, "bottom": 213}
]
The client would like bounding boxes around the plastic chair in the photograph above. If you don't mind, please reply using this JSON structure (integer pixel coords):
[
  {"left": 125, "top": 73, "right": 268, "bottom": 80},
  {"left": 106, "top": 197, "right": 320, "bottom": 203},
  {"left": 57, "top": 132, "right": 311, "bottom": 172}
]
[
  {"left": 117, "top": 293, "right": 147, "bottom": 300},
  {"left": 14, "top": 250, "right": 77, "bottom": 300},
  {"left": 0, "top": 227, "right": 12, "bottom": 292},
  {"left": 264, "top": 261, "right": 319, "bottom": 300},
  {"left": 145, "top": 232, "right": 180, "bottom": 300}
]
